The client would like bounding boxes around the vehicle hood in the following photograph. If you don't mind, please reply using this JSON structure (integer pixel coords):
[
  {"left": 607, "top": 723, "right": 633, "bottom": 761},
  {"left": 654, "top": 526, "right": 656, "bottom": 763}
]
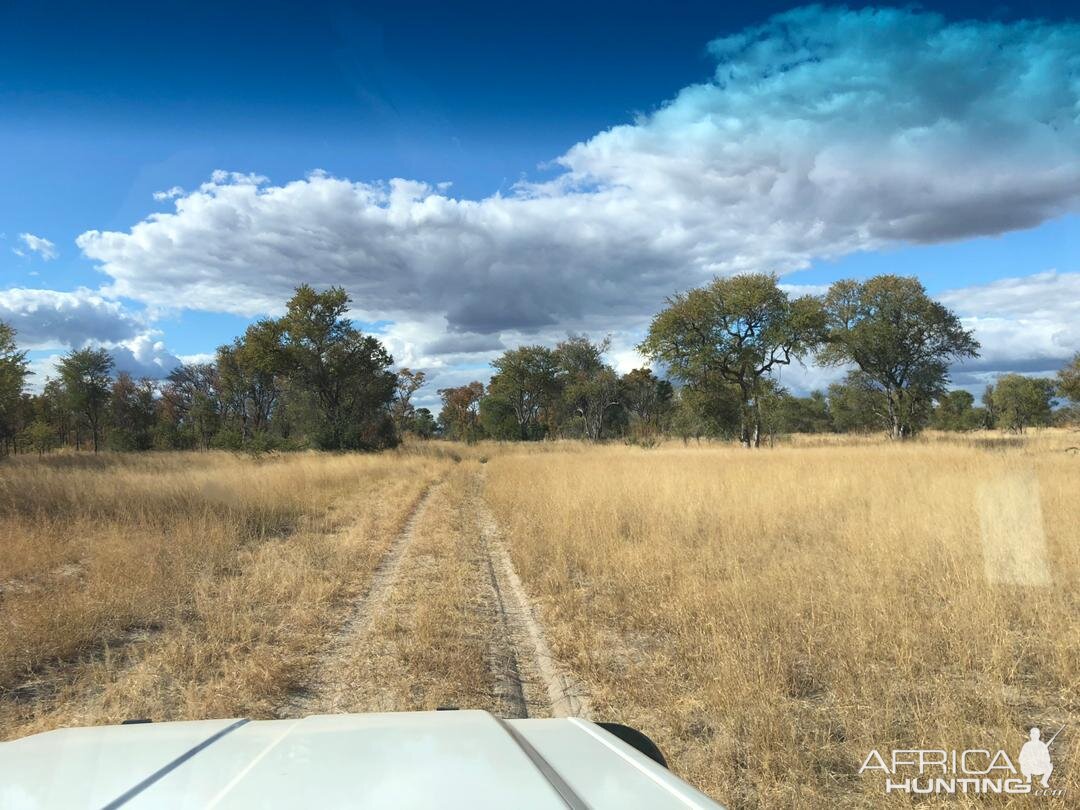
[{"left": 0, "top": 710, "right": 722, "bottom": 809}]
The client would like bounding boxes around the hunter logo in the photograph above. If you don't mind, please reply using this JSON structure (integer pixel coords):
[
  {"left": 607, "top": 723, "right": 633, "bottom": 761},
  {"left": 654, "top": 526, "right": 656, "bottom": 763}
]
[{"left": 859, "top": 726, "right": 1065, "bottom": 798}]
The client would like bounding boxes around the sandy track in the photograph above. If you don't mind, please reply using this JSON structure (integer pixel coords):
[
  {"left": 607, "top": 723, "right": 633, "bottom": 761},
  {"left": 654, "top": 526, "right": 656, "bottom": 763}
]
[
  {"left": 280, "top": 471, "right": 588, "bottom": 720},
  {"left": 473, "top": 477, "right": 591, "bottom": 719},
  {"left": 279, "top": 482, "right": 442, "bottom": 717}
]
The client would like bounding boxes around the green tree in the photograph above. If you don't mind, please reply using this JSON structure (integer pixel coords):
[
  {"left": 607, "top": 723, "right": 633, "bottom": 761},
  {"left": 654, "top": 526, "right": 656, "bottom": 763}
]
[
  {"left": 827, "top": 376, "right": 890, "bottom": 434},
  {"left": 108, "top": 372, "right": 157, "bottom": 450},
  {"left": 217, "top": 319, "right": 284, "bottom": 442},
  {"left": 987, "top": 374, "right": 1055, "bottom": 433},
  {"left": 410, "top": 407, "right": 437, "bottom": 439},
  {"left": 762, "top": 389, "right": 833, "bottom": 435},
  {"left": 20, "top": 419, "right": 56, "bottom": 456},
  {"left": 58, "top": 348, "right": 114, "bottom": 452},
  {"left": 820, "top": 276, "right": 979, "bottom": 440},
  {"left": 620, "top": 368, "right": 674, "bottom": 434},
  {"left": 641, "top": 273, "right": 823, "bottom": 447},
  {"left": 391, "top": 368, "right": 427, "bottom": 438},
  {"left": 277, "top": 286, "right": 397, "bottom": 450},
  {"left": 931, "top": 389, "right": 983, "bottom": 432},
  {"left": 162, "top": 363, "right": 221, "bottom": 449},
  {"left": 555, "top": 336, "right": 620, "bottom": 441},
  {"left": 1057, "top": 353, "right": 1080, "bottom": 403},
  {"left": 0, "top": 321, "right": 30, "bottom": 456},
  {"left": 487, "top": 346, "right": 560, "bottom": 440}
]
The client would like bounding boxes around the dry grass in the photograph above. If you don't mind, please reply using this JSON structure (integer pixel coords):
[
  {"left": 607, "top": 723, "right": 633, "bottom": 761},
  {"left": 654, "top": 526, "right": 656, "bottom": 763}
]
[
  {"left": 3, "top": 433, "right": 1077, "bottom": 809},
  {"left": 484, "top": 430, "right": 1080, "bottom": 808},
  {"left": 0, "top": 449, "right": 450, "bottom": 736}
]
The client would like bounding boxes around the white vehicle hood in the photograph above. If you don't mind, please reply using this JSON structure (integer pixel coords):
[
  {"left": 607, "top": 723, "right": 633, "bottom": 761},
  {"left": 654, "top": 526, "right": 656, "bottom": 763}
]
[{"left": 0, "top": 710, "right": 723, "bottom": 809}]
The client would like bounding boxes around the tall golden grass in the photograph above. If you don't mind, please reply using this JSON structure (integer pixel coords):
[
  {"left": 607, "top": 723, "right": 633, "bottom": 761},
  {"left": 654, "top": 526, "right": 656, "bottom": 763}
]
[
  {"left": 485, "top": 431, "right": 1079, "bottom": 807},
  {"left": 0, "top": 450, "right": 449, "bottom": 736},
  {"left": 2, "top": 434, "right": 1076, "bottom": 808}
]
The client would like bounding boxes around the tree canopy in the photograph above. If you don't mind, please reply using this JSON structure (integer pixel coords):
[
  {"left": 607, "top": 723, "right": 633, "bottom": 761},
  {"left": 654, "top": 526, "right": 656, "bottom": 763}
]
[{"left": 820, "top": 275, "right": 979, "bottom": 439}]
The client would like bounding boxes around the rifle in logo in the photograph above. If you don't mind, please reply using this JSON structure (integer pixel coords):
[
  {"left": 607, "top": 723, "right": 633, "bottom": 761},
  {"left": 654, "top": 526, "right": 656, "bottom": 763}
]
[{"left": 1019, "top": 725, "right": 1063, "bottom": 788}]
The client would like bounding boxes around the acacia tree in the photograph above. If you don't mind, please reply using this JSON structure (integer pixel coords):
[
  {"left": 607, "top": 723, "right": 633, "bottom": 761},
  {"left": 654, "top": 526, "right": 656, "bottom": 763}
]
[
  {"left": 487, "top": 346, "right": 560, "bottom": 440},
  {"left": 641, "top": 273, "right": 823, "bottom": 447},
  {"left": 820, "top": 276, "right": 979, "bottom": 440},
  {"left": 0, "top": 321, "right": 30, "bottom": 455}
]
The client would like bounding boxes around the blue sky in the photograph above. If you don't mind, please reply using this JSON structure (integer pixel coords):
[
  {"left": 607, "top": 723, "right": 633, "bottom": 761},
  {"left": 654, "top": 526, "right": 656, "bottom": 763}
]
[{"left": 2, "top": 1, "right": 1079, "bottom": 402}]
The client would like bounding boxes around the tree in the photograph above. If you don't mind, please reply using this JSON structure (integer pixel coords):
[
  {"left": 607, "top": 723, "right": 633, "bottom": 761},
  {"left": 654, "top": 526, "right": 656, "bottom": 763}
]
[
  {"left": 162, "top": 363, "right": 221, "bottom": 449},
  {"left": 20, "top": 419, "right": 56, "bottom": 456},
  {"left": 438, "top": 382, "right": 484, "bottom": 442},
  {"left": 987, "top": 374, "right": 1055, "bottom": 433},
  {"left": 487, "top": 346, "right": 560, "bottom": 440},
  {"left": 555, "top": 336, "right": 621, "bottom": 441},
  {"left": 1058, "top": 354, "right": 1080, "bottom": 403},
  {"left": 620, "top": 368, "right": 674, "bottom": 433},
  {"left": 820, "top": 276, "right": 979, "bottom": 440},
  {"left": 762, "top": 389, "right": 833, "bottom": 435},
  {"left": 217, "top": 320, "right": 284, "bottom": 442},
  {"left": 58, "top": 348, "right": 114, "bottom": 452},
  {"left": 411, "top": 407, "right": 437, "bottom": 439},
  {"left": 641, "top": 273, "right": 823, "bottom": 447},
  {"left": 0, "top": 321, "right": 30, "bottom": 455},
  {"left": 109, "top": 372, "right": 157, "bottom": 450},
  {"left": 391, "top": 368, "right": 427, "bottom": 438},
  {"left": 827, "top": 376, "right": 889, "bottom": 434},
  {"left": 932, "top": 389, "right": 984, "bottom": 432},
  {"left": 277, "top": 286, "right": 397, "bottom": 450}
]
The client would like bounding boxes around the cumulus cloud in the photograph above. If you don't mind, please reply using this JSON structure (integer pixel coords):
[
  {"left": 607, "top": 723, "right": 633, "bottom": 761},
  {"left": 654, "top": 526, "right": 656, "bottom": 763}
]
[
  {"left": 108, "top": 334, "right": 182, "bottom": 378},
  {"left": 15, "top": 233, "right": 58, "bottom": 261},
  {"left": 0, "top": 288, "right": 142, "bottom": 349},
  {"left": 940, "top": 271, "right": 1080, "bottom": 374},
  {"left": 0, "top": 288, "right": 182, "bottom": 382},
  {"left": 71, "top": 7, "right": 1080, "bottom": 375}
]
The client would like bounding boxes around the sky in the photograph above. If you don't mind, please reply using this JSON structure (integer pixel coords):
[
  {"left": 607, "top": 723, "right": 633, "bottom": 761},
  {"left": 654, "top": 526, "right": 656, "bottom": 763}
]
[{"left": 2, "top": 0, "right": 1079, "bottom": 406}]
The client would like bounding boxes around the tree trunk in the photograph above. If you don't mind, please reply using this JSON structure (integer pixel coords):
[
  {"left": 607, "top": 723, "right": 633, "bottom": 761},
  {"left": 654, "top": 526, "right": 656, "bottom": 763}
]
[{"left": 738, "top": 386, "right": 753, "bottom": 448}]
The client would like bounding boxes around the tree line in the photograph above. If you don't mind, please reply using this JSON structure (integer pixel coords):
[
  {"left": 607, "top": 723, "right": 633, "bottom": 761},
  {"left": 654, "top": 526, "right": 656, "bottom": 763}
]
[
  {"left": 1, "top": 275, "right": 1078, "bottom": 455},
  {"left": 442, "top": 274, "right": 1078, "bottom": 446}
]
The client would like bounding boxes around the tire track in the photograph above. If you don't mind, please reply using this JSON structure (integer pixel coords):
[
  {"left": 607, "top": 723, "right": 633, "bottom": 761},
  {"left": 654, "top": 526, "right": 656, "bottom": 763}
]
[
  {"left": 279, "top": 481, "right": 441, "bottom": 717},
  {"left": 473, "top": 475, "right": 591, "bottom": 719}
]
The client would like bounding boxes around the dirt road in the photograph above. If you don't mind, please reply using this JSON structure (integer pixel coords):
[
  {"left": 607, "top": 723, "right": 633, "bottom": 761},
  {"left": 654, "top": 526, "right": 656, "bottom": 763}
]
[{"left": 278, "top": 465, "right": 590, "bottom": 719}]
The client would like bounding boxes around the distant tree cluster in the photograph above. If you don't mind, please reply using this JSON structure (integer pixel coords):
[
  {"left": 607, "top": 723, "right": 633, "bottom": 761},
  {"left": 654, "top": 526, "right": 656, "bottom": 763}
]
[
  {"left": 0, "top": 286, "right": 400, "bottom": 455},
  {"left": 1, "top": 277, "right": 1078, "bottom": 456}
]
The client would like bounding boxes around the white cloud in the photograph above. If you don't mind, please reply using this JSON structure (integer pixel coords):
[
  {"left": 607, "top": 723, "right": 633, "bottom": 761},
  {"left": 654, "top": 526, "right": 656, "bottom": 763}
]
[
  {"left": 0, "top": 288, "right": 182, "bottom": 382},
  {"left": 76, "top": 8, "right": 1080, "bottom": 354},
  {"left": 153, "top": 186, "right": 185, "bottom": 201},
  {"left": 109, "top": 334, "right": 182, "bottom": 378},
  {"left": 15, "top": 233, "right": 58, "bottom": 261},
  {"left": 0, "top": 288, "right": 142, "bottom": 349},
  {"left": 940, "top": 271, "right": 1080, "bottom": 373}
]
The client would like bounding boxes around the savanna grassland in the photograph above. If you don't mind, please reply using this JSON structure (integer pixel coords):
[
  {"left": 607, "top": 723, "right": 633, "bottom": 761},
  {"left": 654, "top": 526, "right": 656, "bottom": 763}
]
[
  {"left": 485, "top": 432, "right": 1080, "bottom": 807},
  {"left": 1, "top": 433, "right": 1077, "bottom": 808}
]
